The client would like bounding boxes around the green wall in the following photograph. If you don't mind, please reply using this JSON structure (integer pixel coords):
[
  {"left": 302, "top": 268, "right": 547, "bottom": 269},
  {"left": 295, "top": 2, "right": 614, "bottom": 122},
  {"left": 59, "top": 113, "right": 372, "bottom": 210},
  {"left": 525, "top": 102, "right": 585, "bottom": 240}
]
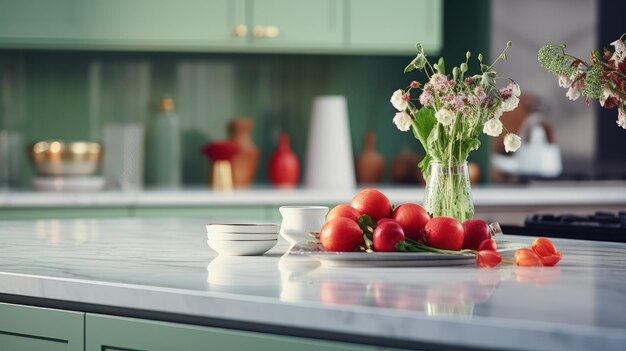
[{"left": 0, "top": 0, "right": 491, "bottom": 187}]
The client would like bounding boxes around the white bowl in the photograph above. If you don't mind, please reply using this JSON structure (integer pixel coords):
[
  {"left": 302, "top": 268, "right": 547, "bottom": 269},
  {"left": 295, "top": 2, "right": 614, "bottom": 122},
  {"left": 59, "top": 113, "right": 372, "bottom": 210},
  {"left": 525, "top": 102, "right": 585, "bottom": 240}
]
[
  {"left": 207, "top": 239, "right": 277, "bottom": 256},
  {"left": 205, "top": 223, "right": 279, "bottom": 234},
  {"left": 206, "top": 232, "right": 278, "bottom": 241}
]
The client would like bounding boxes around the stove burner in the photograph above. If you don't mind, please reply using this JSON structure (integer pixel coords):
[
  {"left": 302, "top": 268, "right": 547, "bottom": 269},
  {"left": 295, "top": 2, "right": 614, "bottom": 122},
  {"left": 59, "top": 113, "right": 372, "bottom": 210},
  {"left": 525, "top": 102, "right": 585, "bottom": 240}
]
[{"left": 500, "top": 212, "right": 626, "bottom": 242}]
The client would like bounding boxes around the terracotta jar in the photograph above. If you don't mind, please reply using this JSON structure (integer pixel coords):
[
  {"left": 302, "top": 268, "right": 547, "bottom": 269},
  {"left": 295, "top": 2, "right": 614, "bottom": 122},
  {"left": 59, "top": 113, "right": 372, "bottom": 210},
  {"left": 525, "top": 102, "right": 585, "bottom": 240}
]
[
  {"left": 227, "top": 118, "right": 259, "bottom": 188},
  {"left": 269, "top": 134, "right": 300, "bottom": 188},
  {"left": 356, "top": 131, "right": 384, "bottom": 184}
]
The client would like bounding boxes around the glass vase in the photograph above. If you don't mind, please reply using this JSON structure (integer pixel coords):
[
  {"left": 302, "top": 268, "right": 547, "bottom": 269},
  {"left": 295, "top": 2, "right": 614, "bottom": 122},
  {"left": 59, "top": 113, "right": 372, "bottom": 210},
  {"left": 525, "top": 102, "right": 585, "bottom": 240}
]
[{"left": 423, "top": 161, "right": 474, "bottom": 222}]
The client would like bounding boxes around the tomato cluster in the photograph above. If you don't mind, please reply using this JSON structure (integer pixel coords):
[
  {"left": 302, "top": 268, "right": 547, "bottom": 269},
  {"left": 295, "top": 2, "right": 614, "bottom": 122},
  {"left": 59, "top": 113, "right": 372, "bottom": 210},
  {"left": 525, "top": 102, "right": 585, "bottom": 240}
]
[{"left": 319, "top": 188, "right": 562, "bottom": 269}]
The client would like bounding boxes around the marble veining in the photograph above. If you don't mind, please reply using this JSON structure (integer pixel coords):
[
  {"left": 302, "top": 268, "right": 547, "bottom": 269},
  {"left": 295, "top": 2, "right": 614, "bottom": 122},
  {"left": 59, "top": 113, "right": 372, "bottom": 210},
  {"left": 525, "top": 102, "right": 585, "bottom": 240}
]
[{"left": 1, "top": 217, "right": 626, "bottom": 350}]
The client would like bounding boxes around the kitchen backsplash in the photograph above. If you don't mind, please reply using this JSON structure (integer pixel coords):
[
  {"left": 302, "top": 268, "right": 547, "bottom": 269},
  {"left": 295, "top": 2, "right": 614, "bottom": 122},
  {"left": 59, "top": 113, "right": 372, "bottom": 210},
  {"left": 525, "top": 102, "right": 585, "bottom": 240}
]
[{"left": 0, "top": 1, "right": 492, "bottom": 188}]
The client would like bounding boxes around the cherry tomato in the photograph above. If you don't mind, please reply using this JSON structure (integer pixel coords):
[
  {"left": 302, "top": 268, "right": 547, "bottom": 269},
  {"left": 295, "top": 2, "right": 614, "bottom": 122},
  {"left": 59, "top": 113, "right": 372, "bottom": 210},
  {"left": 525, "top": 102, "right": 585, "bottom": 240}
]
[
  {"left": 531, "top": 238, "right": 562, "bottom": 266},
  {"left": 423, "top": 216, "right": 464, "bottom": 251},
  {"left": 326, "top": 204, "right": 360, "bottom": 222},
  {"left": 392, "top": 203, "right": 431, "bottom": 242},
  {"left": 350, "top": 188, "right": 392, "bottom": 222},
  {"left": 319, "top": 217, "right": 364, "bottom": 252}
]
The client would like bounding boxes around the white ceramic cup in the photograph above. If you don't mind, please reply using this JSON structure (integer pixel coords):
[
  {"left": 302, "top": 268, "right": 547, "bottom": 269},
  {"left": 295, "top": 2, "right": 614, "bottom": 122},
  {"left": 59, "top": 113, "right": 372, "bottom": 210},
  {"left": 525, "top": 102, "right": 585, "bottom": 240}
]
[{"left": 279, "top": 206, "right": 328, "bottom": 245}]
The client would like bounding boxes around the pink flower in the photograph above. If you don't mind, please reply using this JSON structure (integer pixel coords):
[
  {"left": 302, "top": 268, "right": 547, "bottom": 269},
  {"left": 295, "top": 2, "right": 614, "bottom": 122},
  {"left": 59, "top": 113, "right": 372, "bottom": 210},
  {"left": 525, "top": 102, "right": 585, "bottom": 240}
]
[
  {"left": 410, "top": 81, "right": 420, "bottom": 88},
  {"left": 451, "top": 95, "right": 465, "bottom": 110},
  {"left": 430, "top": 73, "right": 449, "bottom": 92},
  {"left": 419, "top": 90, "right": 434, "bottom": 107}
]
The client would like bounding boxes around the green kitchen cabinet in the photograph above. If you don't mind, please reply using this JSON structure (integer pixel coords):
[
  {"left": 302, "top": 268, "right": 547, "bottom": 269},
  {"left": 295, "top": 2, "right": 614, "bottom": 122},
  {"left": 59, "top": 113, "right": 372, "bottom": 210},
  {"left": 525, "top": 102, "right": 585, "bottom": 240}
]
[
  {"left": 347, "top": 0, "right": 443, "bottom": 53},
  {"left": 0, "top": 0, "right": 246, "bottom": 50},
  {"left": 85, "top": 313, "right": 378, "bottom": 351},
  {"left": 0, "top": 302, "right": 84, "bottom": 351},
  {"left": 249, "top": 0, "right": 344, "bottom": 51}
]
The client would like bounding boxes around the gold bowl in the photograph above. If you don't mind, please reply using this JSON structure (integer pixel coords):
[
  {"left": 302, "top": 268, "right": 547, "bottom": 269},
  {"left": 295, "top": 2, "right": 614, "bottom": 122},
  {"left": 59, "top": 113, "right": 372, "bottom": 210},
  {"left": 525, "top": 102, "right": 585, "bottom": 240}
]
[{"left": 30, "top": 141, "right": 102, "bottom": 176}]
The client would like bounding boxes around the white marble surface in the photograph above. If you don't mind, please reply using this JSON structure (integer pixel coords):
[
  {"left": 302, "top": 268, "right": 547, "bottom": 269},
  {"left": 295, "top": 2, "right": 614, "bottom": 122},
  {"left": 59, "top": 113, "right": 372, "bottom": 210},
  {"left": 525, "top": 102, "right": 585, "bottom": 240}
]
[
  {"left": 1, "top": 217, "right": 626, "bottom": 350},
  {"left": 1, "top": 183, "right": 626, "bottom": 207}
]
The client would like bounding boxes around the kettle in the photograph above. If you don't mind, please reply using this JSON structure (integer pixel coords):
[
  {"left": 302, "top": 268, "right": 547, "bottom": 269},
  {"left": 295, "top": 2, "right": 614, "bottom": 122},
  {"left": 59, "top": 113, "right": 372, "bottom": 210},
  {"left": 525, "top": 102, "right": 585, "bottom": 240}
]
[{"left": 491, "top": 112, "right": 562, "bottom": 177}]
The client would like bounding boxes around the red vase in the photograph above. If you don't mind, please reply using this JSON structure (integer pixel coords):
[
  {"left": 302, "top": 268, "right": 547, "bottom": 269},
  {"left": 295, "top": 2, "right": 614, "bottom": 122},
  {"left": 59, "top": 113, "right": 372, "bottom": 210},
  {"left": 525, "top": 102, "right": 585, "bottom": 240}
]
[{"left": 268, "top": 134, "right": 299, "bottom": 188}]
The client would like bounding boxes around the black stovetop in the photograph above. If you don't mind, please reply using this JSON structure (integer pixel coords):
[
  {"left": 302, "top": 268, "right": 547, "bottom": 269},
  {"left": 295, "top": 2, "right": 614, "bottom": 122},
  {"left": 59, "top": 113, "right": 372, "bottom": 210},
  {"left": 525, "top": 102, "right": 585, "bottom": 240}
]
[{"left": 501, "top": 211, "right": 626, "bottom": 243}]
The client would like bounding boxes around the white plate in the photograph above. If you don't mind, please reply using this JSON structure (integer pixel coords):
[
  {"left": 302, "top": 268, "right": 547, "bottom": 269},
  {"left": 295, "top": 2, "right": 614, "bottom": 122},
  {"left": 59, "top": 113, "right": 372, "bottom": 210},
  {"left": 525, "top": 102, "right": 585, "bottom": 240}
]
[
  {"left": 207, "top": 239, "right": 277, "bottom": 256},
  {"left": 295, "top": 251, "right": 476, "bottom": 267},
  {"left": 206, "top": 232, "right": 278, "bottom": 241},
  {"left": 205, "top": 223, "right": 279, "bottom": 234}
]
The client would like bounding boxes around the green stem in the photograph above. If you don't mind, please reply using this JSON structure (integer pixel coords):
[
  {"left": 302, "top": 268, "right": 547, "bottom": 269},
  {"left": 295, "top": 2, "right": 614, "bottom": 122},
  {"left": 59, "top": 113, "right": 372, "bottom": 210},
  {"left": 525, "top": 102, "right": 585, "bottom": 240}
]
[{"left": 398, "top": 238, "right": 477, "bottom": 255}]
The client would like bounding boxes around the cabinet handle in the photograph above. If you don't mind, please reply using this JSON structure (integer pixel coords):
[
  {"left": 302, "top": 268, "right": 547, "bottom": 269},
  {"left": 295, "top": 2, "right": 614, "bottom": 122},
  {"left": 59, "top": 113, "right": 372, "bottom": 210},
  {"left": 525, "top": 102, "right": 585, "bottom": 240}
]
[
  {"left": 233, "top": 24, "right": 247, "bottom": 38},
  {"left": 253, "top": 26, "right": 279, "bottom": 39}
]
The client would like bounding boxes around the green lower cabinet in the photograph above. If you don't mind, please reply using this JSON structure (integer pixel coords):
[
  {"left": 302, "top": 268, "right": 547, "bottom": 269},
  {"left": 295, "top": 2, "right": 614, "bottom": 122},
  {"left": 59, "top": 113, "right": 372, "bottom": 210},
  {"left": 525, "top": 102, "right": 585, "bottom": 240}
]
[
  {"left": 0, "top": 302, "right": 84, "bottom": 351},
  {"left": 85, "top": 314, "right": 378, "bottom": 351}
]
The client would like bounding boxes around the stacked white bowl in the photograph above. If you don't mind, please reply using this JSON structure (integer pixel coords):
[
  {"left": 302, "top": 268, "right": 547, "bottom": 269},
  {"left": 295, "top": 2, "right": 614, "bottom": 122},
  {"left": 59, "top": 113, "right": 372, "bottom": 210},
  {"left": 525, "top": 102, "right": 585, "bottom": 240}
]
[{"left": 205, "top": 224, "right": 279, "bottom": 256}]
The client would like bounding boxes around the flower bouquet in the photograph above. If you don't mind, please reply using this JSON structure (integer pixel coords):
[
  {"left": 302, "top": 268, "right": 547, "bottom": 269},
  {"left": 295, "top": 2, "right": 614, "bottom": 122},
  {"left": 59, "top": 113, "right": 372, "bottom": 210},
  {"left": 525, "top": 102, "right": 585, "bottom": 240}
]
[
  {"left": 391, "top": 42, "right": 522, "bottom": 221},
  {"left": 538, "top": 33, "right": 626, "bottom": 128}
]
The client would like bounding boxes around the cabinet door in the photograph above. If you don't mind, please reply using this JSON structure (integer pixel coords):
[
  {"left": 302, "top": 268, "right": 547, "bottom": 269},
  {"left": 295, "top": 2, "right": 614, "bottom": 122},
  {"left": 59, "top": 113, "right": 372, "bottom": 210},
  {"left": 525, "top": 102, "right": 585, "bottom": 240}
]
[
  {"left": 0, "top": 302, "right": 84, "bottom": 351},
  {"left": 0, "top": 0, "right": 246, "bottom": 50},
  {"left": 249, "top": 0, "right": 344, "bottom": 50},
  {"left": 348, "top": 0, "right": 443, "bottom": 54},
  {"left": 86, "top": 314, "right": 377, "bottom": 351}
]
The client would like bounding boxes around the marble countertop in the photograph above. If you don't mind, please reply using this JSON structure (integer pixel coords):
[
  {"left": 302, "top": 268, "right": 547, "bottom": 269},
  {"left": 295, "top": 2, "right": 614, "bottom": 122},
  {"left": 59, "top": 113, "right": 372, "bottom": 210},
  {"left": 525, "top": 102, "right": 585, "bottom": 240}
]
[
  {"left": 1, "top": 183, "right": 626, "bottom": 207},
  {"left": 1, "top": 217, "right": 626, "bottom": 350}
]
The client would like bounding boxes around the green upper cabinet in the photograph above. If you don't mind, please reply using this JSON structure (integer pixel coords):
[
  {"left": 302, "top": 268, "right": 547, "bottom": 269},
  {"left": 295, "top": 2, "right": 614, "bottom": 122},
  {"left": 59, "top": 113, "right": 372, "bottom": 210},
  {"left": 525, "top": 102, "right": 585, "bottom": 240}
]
[
  {"left": 0, "top": 0, "right": 442, "bottom": 54},
  {"left": 347, "top": 0, "right": 443, "bottom": 54},
  {"left": 0, "top": 302, "right": 84, "bottom": 351},
  {"left": 249, "top": 0, "right": 344, "bottom": 51},
  {"left": 0, "top": 0, "right": 247, "bottom": 50}
]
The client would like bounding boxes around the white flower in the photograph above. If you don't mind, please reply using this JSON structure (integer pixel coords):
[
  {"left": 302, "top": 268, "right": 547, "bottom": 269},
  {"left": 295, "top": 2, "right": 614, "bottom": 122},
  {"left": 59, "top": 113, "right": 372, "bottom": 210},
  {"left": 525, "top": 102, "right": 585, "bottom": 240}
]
[
  {"left": 502, "top": 94, "right": 520, "bottom": 112},
  {"left": 503, "top": 133, "right": 522, "bottom": 153},
  {"left": 419, "top": 90, "right": 434, "bottom": 107},
  {"left": 435, "top": 108, "right": 455, "bottom": 126},
  {"left": 507, "top": 82, "right": 521, "bottom": 97},
  {"left": 390, "top": 89, "right": 409, "bottom": 111},
  {"left": 610, "top": 39, "right": 626, "bottom": 65},
  {"left": 558, "top": 75, "right": 571, "bottom": 88},
  {"left": 566, "top": 85, "right": 580, "bottom": 101},
  {"left": 617, "top": 108, "right": 626, "bottom": 129},
  {"left": 393, "top": 111, "right": 412, "bottom": 132},
  {"left": 483, "top": 118, "right": 503, "bottom": 137}
]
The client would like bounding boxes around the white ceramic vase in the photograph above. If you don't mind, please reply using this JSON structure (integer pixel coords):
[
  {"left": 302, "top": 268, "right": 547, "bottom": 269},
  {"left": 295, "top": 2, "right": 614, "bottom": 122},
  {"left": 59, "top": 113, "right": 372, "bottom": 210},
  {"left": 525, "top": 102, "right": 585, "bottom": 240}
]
[
  {"left": 279, "top": 206, "right": 328, "bottom": 246},
  {"left": 304, "top": 96, "right": 356, "bottom": 189}
]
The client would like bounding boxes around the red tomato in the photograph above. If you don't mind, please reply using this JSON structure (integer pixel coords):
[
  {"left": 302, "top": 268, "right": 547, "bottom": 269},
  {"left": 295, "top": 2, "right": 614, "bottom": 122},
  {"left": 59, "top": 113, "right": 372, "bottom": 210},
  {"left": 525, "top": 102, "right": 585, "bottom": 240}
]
[
  {"left": 514, "top": 248, "right": 543, "bottom": 267},
  {"left": 477, "top": 239, "right": 497, "bottom": 252},
  {"left": 423, "top": 216, "right": 464, "bottom": 251},
  {"left": 350, "top": 188, "right": 392, "bottom": 222},
  {"left": 531, "top": 238, "right": 562, "bottom": 266},
  {"left": 319, "top": 217, "right": 364, "bottom": 252},
  {"left": 373, "top": 221, "right": 405, "bottom": 252},
  {"left": 326, "top": 204, "right": 360, "bottom": 222},
  {"left": 392, "top": 203, "right": 431, "bottom": 242},
  {"left": 461, "top": 219, "right": 491, "bottom": 250},
  {"left": 476, "top": 250, "right": 502, "bottom": 268}
]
